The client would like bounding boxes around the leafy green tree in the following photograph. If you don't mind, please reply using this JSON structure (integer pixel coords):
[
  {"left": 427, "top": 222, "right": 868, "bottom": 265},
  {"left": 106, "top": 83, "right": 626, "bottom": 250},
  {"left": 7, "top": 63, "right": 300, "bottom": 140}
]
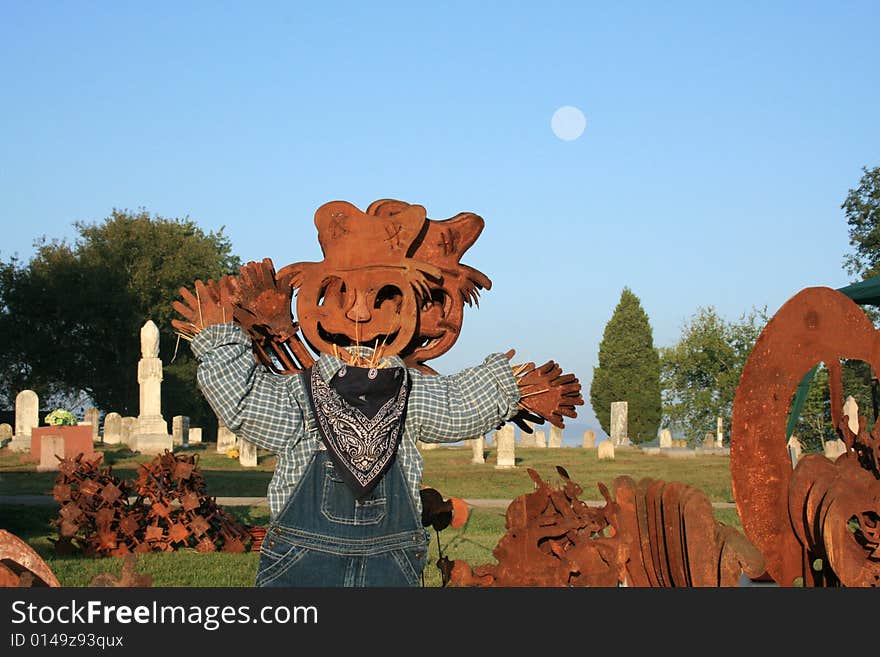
[
  {"left": 842, "top": 166, "right": 880, "bottom": 280},
  {"left": 660, "top": 306, "right": 767, "bottom": 444},
  {"left": 0, "top": 209, "right": 240, "bottom": 435},
  {"left": 590, "top": 287, "right": 661, "bottom": 444}
]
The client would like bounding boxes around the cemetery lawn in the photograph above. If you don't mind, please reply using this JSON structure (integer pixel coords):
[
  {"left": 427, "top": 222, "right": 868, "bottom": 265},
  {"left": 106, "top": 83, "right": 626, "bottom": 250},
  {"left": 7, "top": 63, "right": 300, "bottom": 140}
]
[{"left": 0, "top": 443, "right": 741, "bottom": 587}]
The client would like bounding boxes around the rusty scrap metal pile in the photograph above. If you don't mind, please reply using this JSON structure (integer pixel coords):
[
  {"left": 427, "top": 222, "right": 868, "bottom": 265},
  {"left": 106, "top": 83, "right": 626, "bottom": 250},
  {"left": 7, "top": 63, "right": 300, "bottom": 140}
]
[
  {"left": 50, "top": 451, "right": 257, "bottom": 557},
  {"left": 444, "top": 467, "right": 764, "bottom": 587}
]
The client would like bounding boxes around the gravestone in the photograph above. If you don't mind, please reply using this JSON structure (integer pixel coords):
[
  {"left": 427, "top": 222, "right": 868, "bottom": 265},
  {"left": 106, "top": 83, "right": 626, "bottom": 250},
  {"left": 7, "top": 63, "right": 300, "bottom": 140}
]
[
  {"left": 11, "top": 390, "right": 39, "bottom": 452},
  {"left": 239, "top": 438, "right": 258, "bottom": 467},
  {"left": 132, "top": 320, "right": 172, "bottom": 453},
  {"left": 582, "top": 429, "right": 596, "bottom": 448},
  {"left": 189, "top": 427, "right": 202, "bottom": 444},
  {"left": 518, "top": 430, "right": 535, "bottom": 447},
  {"left": 172, "top": 416, "right": 190, "bottom": 447},
  {"left": 0, "top": 423, "right": 12, "bottom": 444},
  {"left": 548, "top": 425, "right": 563, "bottom": 448},
  {"left": 494, "top": 425, "right": 516, "bottom": 469},
  {"left": 36, "top": 435, "right": 66, "bottom": 472},
  {"left": 121, "top": 417, "right": 137, "bottom": 446},
  {"left": 716, "top": 416, "right": 724, "bottom": 448},
  {"left": 533, "top": 430, "right": 546, "bottom": 448},
  {"left": 83, "top": 407, "right": 100, "bottom": 441},
  {"left": 470, "top": 436, "right": 485, "bottom": 464},
  {"left": 610, "top": 401, "right": 629, "bottom": 446},
  {"left": 417, "top": 440, "right": 439, "bottom": 450},
  {"left": 103, "top": 412, "right": 122, "bottom": 444},
  {"left": 702, "top": 433, "right": 715, "bottom": 448},
  {"left": 217, "top": 420, "right": 238, "bottom": 453},
  {"left": 659, "top": 428, "right": 673, "bottom": 448},
  {"left": 787, "top": 434, "right": 803, "bottom": 467},
  {"left": 598, "top": 440, "right": 615, "bottom": 460}
]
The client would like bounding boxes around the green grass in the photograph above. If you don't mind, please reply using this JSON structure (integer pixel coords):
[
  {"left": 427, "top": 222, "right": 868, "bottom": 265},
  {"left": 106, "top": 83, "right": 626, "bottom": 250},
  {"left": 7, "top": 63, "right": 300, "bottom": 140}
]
[
  {"left": 0, "top": 442, "right": 742, "bottom": 587},
  {"left": 420, "top": 445, "right": 734, "bottom": 502}
]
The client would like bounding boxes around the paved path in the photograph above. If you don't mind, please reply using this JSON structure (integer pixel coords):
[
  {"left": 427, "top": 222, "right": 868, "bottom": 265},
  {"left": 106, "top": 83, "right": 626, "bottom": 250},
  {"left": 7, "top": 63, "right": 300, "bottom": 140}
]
[{"left": 0, "top": 495, "right": 737, "bottom": 509}]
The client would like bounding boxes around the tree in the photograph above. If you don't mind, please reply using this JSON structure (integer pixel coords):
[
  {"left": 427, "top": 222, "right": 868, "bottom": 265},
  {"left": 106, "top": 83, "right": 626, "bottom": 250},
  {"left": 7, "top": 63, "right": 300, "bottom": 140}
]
[
  {"left": 660, "top": 306, "right": 767, "bottom": 444},
  {"left": 842, "top": 166, "right": 880, "bottom": 280},
  {"left": 0, "top": 209, "right": 240, "bottom": 435},
  {"left": 590, "top": 287, "right": 661, "bottom": 444}
]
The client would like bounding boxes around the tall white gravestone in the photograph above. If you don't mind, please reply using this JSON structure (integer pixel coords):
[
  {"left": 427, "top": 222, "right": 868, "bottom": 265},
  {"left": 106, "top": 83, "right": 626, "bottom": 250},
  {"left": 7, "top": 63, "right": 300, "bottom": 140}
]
[
  {"left": 610, "top": 401, "right": 629, "bottom": 447},
  {"left": 494, "top": 425, "right": 516, "bottom": 469},
  {"left": 132, "top": 320, "right": 172, "bottom": 454},
  {"left": 470, "top": 435, "right": 485, "bottom": 464},
  {"left": 548, "top": 425, "right": 563, "bottom": 448}
]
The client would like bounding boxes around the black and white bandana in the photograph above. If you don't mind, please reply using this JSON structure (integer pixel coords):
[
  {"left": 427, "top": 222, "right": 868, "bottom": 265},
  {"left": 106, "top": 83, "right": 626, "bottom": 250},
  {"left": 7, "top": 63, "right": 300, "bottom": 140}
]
[{"left": 305, "top": 365, "right": 409, "bottom": 498}]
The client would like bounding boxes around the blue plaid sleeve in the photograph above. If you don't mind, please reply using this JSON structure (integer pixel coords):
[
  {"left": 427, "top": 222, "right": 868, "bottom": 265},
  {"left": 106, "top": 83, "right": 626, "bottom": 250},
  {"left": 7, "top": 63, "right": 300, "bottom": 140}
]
[
  {"left": 408, "top": 352, "right": 520, "bottom": 443},
  {"left": 191, "top": 323, "right": 304, "bottom": 453}
]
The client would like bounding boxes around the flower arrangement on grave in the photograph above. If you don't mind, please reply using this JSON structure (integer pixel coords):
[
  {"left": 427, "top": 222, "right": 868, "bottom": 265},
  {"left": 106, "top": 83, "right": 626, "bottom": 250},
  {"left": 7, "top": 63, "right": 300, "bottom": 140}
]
[
  {"left": 225, "top": 445, "right": 240, "bottom": 459},
  {"left": 45, "top": 408, "right": 78, "bottom": 426}
]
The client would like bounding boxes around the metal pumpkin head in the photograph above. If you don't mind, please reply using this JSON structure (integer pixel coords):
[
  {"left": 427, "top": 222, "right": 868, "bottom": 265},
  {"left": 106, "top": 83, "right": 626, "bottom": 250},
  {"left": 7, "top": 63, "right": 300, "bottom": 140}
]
[{"left": 279, "top": 200, "right": 445, "bottom": 359}]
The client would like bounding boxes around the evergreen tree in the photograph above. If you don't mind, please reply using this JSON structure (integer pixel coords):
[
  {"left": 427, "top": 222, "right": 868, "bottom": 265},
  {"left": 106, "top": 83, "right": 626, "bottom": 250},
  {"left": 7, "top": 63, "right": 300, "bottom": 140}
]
[{"left": 590, "top": 287, "right": 661, "bottom": 444}]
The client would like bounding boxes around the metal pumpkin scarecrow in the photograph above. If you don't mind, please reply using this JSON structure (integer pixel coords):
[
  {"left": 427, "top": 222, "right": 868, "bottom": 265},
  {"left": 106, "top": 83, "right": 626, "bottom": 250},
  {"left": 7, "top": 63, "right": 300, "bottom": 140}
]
[{"left": 172, "top": 199, "right": 583, "bottom": 587}]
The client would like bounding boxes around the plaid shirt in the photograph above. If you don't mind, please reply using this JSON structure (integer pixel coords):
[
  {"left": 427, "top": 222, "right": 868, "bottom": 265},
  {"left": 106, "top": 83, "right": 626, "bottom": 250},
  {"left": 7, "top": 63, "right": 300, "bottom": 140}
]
[{"left": 191, "top": 324, "right": 520, "bottom": 519}]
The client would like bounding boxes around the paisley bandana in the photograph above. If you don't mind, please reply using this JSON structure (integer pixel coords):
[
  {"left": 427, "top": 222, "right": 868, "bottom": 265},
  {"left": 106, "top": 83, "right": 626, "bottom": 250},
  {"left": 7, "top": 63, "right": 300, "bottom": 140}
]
[{"left": 305, "top": 366, "right": 409, "bottom": 498}]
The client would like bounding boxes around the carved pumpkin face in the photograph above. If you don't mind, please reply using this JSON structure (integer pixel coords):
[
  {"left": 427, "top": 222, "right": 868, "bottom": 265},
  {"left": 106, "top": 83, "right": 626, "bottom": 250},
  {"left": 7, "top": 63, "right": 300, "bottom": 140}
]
[
  {"left": 366, "top": 200, "right": 491, "bottom": 371},
  {"left": 280, "top": 200, "right": 441, "bottom": 358}
]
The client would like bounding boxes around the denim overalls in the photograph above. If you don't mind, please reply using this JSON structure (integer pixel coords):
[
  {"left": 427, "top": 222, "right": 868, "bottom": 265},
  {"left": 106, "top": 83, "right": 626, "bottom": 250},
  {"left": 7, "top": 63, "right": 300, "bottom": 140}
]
[{"left": 255, "top": 450, "right": 428, "bottom": 587}]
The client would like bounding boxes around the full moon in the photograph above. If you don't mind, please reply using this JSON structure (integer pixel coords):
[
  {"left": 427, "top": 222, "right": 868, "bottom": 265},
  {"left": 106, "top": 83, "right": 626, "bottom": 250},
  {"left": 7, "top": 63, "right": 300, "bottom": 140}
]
[{"left": 551, "top": 105, "right": 586, "bottom": 141}]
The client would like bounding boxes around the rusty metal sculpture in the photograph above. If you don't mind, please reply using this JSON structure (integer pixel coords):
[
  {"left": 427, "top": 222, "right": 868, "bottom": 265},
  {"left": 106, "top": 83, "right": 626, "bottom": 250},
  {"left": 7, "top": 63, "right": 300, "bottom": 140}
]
[
  {"left": 173, "top": 199, "right": 583, "bottom": 430},
  {"left": 446, "top": 467, "right": 764, "bottom": 587},
  {"left": 0, "top": 529, "right": 61, "bottom": 587},
  {"left": 50, "top": 450, "right": 257, "bottom": 557},
  {"left": 731, "top": 286, "right": 880, "bottom": 586}
]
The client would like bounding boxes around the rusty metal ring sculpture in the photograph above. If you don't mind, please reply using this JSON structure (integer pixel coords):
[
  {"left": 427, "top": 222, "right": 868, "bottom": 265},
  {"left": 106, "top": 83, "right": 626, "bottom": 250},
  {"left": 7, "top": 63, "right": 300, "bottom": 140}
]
[{"left": 731, "top": 286, "right": 880, "bottom": 586}]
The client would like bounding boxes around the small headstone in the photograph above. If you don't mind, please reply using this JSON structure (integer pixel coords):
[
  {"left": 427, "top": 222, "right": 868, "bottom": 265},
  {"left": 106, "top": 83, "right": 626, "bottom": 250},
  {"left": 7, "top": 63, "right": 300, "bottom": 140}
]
[
  {"left": 787, "top": 434, "right": 803, "bottom": 467},
  {"left": 36, "top": 435, "right": 65, "bottom": 472},
  {"left": 121, "top": 417, "right": 137, "bottom": 446},
  {"left": 470, "top": 435, "right": 485, "bottom": 464},
  {"left": 172, "top": 416, "right": 190, "bottom": 447},
  {"left": 548, "top": 425, "right": 563, "bottom": 448},
  {"left": 611, "top": 401, "right": 629, "bottom": 446},
  {"left": 494, "top": 425, "right": 516, "bottom": 469},
  {"left": 824, "top": 438, "right": 847, "bottom": 461},
  {"left": 417, "top": 440, "right": 439, "bottom": 450},
  {"left": 0, "top": 423, "right": 12, "bottom": 442},
  {"left": 518, "top": 430, "right": 536, "bottom": 447},
  {"left": 10, "top": 390, "right": 39, "bottom": 452},
  {"left": 103, "top": 412, "right": 122, "bottom": 444},
  {"left": 84, "top": 407, "right": 100, "bottom": 441},
  {"left": 702, "top": 433, "right": 715, "bottom": 448},
  {"left": 189, "top": 427, "right": 202, "bottom": 444},
  {"left": 598, "top": 440, "right": 615, "bottom": 460},
  {"left": 659, "top": 428, "right": 673, "bottom": 448},
  {"left": 217, "top": 420, "right": 237, "bottom": 453},
  {"left": 582, "top": 429, "right": 596, "bottom": 448},
  {"left": 239, "top": 438, "right": 257, "bottom": 467},
  {"left": 533, "top": 429, "right": 547, "bottom": 448}
]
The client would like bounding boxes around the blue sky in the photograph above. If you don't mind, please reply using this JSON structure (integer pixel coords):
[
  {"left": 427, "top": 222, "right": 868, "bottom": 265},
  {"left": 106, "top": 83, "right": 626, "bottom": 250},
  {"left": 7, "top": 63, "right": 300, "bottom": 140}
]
[{"left": 2, "top": 2, "right": 878, "bottom": 440}]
